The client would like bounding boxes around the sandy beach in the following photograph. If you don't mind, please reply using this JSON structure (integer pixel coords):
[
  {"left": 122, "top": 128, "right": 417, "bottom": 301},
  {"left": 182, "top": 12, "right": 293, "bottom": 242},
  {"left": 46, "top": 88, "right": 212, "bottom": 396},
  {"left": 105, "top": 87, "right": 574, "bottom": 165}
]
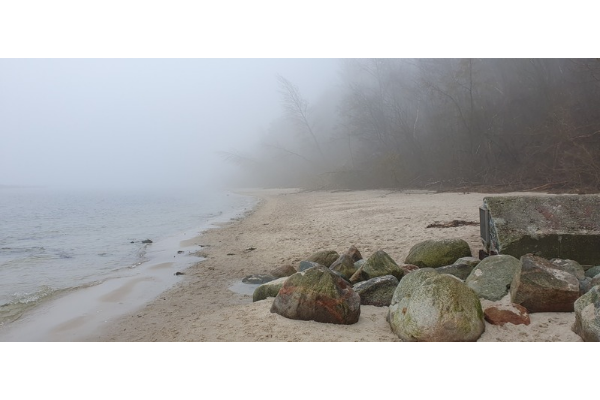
[{"left": 88, "top": 188, "right": 583, "bottom": 342}]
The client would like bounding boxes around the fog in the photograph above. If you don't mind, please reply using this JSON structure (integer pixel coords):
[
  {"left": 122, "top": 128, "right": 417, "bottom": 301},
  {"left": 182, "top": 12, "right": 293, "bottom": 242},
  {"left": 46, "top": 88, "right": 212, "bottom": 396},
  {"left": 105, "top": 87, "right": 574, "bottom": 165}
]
[{"left": 0, "top": 58, "right": 340, "bottom": 191}]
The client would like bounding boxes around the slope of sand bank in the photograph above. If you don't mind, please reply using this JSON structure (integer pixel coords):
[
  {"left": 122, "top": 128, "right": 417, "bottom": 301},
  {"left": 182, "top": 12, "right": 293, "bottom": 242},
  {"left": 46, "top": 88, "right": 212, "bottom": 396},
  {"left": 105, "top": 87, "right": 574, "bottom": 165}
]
[{"left": 88, "top": 188, "right": 583, "bottom": 342}]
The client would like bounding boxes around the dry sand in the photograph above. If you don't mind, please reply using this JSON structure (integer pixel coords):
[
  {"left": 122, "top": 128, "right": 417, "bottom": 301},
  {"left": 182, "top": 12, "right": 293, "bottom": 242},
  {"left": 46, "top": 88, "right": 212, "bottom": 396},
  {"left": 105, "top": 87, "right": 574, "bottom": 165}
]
[{"left": 88, "top": 188, "right": 583, "bottom": 342}]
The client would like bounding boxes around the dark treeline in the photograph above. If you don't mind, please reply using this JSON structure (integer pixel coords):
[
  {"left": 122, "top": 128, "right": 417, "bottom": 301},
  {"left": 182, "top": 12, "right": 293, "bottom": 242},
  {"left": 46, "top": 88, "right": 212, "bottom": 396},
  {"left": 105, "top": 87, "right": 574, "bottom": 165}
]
[{"left": 226, "top": 59, "right": 600, "bottom": 192}]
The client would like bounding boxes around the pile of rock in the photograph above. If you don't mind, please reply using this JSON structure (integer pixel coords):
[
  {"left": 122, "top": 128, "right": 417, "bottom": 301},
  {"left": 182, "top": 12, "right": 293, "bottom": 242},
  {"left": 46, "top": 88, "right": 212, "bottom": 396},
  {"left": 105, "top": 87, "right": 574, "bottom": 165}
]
[{"left": 248, "top": 238, "right": 600, "bottom": 341}]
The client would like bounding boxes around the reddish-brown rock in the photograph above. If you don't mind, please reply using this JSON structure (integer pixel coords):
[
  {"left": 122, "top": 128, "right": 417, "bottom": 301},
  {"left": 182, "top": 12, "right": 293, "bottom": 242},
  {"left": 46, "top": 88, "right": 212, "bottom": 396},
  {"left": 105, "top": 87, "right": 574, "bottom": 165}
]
[{"left": 484, "top": 303, "right": 530, "bottom": 326}]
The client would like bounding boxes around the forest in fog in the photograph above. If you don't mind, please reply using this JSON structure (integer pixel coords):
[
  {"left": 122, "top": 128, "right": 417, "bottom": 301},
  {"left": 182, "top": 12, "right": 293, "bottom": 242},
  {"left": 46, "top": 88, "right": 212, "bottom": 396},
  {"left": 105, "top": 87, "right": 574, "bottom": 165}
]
[{"left": 225, "top": 59, "right": 600, "bottom": 193}]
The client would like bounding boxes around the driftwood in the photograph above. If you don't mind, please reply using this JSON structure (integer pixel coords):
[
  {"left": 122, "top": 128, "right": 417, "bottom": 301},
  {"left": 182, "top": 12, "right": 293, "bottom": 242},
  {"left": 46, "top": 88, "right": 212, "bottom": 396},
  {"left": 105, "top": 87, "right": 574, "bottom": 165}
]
[{"left": 426, "top": 220, "right": 479, "bottom": 229}]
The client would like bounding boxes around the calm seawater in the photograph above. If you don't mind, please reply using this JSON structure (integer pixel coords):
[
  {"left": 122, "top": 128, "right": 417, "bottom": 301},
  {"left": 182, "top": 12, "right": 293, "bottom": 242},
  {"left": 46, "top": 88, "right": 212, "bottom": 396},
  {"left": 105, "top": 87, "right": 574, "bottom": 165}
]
[{"left": 0, "top": 186, "right": 255, "bottom": 325}]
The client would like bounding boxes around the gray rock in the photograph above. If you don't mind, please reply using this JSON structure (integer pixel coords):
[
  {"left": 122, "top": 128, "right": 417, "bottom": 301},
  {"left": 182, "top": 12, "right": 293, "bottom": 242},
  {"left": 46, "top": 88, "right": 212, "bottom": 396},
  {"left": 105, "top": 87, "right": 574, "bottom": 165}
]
[
  {"left": 437, "top": 263, "right": 475, "bottom": 281},
  {"left": 454, "top": 256, "right": 481, "bottom": 268},
  {"left": 388, "top": 273, "right": 485, "bottom": 342},
  {"left": 299, "top": 260, "right": 323, "bottom": 272},
  {"left": 270, "top": 264, "right": 297, "bottom": 278},
  {"left": 465, "top": 254, "right": 521, "bottom": 301},
  {"left": 390, "top": 268, "right": 439, "bottom": 307},
  {"left": 510, "top": 254, "right": 580, "bottom": 312},
  {"left": 242, "top": 274, "right": 275, "bottom": 284},
  {"left": 550, "top": 258, "right": 585, "bottom": 280},
  {"left": 572, "top": 285, "right": 600, "bottom": 341},
  {"left": 252, "top": 277, "right": 288, "bottom": 302},
  {"left": 404, "top": 238, "right": 472, "bottom": 268},
  {"left": 580, "top": 277, "right": 593, "bottom": 296},
  {"left": 353, "top": 275, "right": 399, "bottom": 307},
  {"left": 585, "top": 266, "right": 600, "bottom": 279}
]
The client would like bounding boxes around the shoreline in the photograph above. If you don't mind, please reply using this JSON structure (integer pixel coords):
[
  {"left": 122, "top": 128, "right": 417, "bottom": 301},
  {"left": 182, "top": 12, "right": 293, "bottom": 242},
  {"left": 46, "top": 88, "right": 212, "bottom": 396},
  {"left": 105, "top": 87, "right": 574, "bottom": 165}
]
[
  {"left": 87, "top": 188, "right": 582, "bottom": 342},
  {"left": 0, "top": 191, "right": 257, "bottom": 342}
]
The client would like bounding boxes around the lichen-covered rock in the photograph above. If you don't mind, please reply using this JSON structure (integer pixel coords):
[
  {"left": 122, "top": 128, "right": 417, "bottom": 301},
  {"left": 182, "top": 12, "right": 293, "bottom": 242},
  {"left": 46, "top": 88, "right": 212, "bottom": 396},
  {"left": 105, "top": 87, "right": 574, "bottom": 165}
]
[
  {"left": 270, "top": 264, "right": 297, "bottom": 278},
  {"left": 330, "top": 253, "right": 359, "bottom": 281},
  {"left": 252, "top": 277, "right": 288, "bottom": 302},
  {"left": 404, "top": 238, "right": 472, "bottom": 268},
  {"left": 390, "top": 268, "right": 439, "bottom": 306},
  {"left": 550, "top": 259, "right": 585, "bottom": 280},
  {"left": 585, "top": 266, "right": 600, "bottom": 279},
  {"left": 388, "top": 273, "right": 485, "bottom": 342},
  {"left": 349, "top": 250, "right": 404, "bottom": 283},
  {"left": 305, "top": 250, "right": 340, "bottom": 268},
  {"left": 465, "top": 255, "right": 521, "bottom": 301},
  {"left": 299, "top": 260, "right": 323, "bottom": 272},
  {"left": 510, "top": 254, "right": 580, "bottom": 312},
  {"left": 483, "top": 302, "right": 530, "bottom": 326},
  {"left": 352, "top": 275, "right": 399, "bottom": 307},
  {"left": 572, "top": 285, "right": 600, "bottom": 341},
  {"left": 270, "top": 266, "right": 361, "bottom": 325}
]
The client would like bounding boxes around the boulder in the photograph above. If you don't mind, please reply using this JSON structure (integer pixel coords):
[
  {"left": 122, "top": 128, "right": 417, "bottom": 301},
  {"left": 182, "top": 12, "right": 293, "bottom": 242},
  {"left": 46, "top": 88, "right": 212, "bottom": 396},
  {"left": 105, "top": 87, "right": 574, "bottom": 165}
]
[
  {"left": 242, "top": 274, "right": 275, "bottom": 284},
  {"left": 330, "top": 253, "right": 360, "bottom": 281},
  {"left": 510, "top": 254, "right": 580, "bottom": 312},
  {"left": 252, "top": 277, "right": 288, "bottom": 302},
  {"left": 345, "top": 245, "right": 363, "bottom": 263},
  {"left": 390, "top": 268, "right": 439, "bottom": 306},
  {"left": 270, "top": 266, "right": 361, "bottom": 325},
  {"left": 305, "top": 250, "right": 340, "bottom": 268},
  {"left": 572, "top": 285, "right": 600, "bottom": 341},
  {"left": 404, "top": 238, "right": 472, "bottom": 268},
  {"left": 465, "top": 255, "right": 521, "bottom": 301},
  {"left": 388, "top": 273, "right": 485, "bottom": 342},
  {"left": 580, "top": 277, "right": 593, "bottom": 296},
  {"left": 352, "top": 275, "right": 399, "bottom": 307},
  {"left": 585, "top": 265, "right": 600, "bottom": 279},
  {"left": 270, "top": 264, "right": 297, "bottom": 278},
  {"left": 349, "top": 250, "right": 404, "bottom": 283},
  {"left": 550, "top": 259, "right": 585, "bottom": 280},
  {"left": 483, "top": 302, "right": 530, "bottom": 326},
  {"left": 437, "top": 263, "right": 475, "bottom": 281},
  {"left": 299, "top": 260, "right": 323, "bottom": 272},
  {"left": 454, "top": 257, "right": 481, "bottom": 268}
]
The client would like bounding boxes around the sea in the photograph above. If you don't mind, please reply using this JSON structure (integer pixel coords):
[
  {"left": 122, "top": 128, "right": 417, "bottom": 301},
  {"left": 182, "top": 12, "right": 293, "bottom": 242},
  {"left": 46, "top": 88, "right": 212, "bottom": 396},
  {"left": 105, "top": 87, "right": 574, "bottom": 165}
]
[{"left": 0, "top": 185, "right": 256, "bottom": 340}]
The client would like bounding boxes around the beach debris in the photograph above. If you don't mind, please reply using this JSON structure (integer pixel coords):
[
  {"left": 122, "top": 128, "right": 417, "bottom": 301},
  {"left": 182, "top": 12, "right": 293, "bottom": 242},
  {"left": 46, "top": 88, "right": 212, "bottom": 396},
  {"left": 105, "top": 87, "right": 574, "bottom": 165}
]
[
  {"left": 242, "top": 274, "right": 275, "bottom": 285},
  {"left": 404, "top": 238, "right": 472, "bottom": 268},
  {"left": 465, "top": 255, "right": 521, "bottom": 301},
  {"left": 483, "top": 303, "right": 530, "bottom": 326},
  {"left": 572, "top": 285, "right": 600, "bottom": 341},
  {"left": 480, "top": 195, "right": 600, "bottom": 265},
  {"left": 142, "top": 239, "right": 153, "bottom": 244},
  {"left": 352, "top": 275, "right": 399, "bottom": 307},
  {"left": 426, "top": 220, "right": 478, "bottom": 228},
  {"left": 510, "top": 254, "right": 580, "bottom": 312},
  {"left": 227, "top": 253, "right": 235, "bottom": 256},
  {"left": 269, "top": 264, "right": 297, "bottom": 278},
  {"left": 305, "top": 250, "right": 339, "bottom": 268},
  {"left": 175, "top": 271, "right": 185, "bottom": 276},
  {"left": 252, "top": 277, "right": 288, "bottom": 302},
  {"left": 244, "top": 246, "right": 257, "bottom": 252},
  {"left": 388, "top": 271, "right": 485, "bottom": 342},
  {"left": 349, "top": 249, "right": 404, "bottom": 283},
  {"left": 271, "top": 266, "right": 361, "bottom": 325}
]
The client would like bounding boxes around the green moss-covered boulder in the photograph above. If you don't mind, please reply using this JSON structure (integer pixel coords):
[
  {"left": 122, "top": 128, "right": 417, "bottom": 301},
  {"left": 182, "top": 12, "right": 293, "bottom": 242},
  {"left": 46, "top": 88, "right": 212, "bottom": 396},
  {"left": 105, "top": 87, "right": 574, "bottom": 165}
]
[
  {"left": 585, "top": 266, "right": 600, "bottom": 279},
  {"left": 349, "top": 250, "right": 404, "bottom": 283},
  {"left": 465, "top": 255, "right": 521, "bottom": 301},
  {"left": 404, "top": 239, "right": 472, "bottom": 268},
  {"left": 572, "top": 285, "right": 600, "bottom": 341},
  {"left": 270, "top": 266, "right": 361, "bottom": 324},
  {"left": 306, "top": 250, "right": 340, "bottom": 268},
  {"left": 388, "top": 273, "right": 485, "bottom": 342},
  {"left": 390, "top": 268, "right": 439, "bottom": 306},
  {"left": 330, "top": 253, "right": 359, "bottom": 281},
  {"left": 252, "top": 277, "right": 288, "bottom": 302}
]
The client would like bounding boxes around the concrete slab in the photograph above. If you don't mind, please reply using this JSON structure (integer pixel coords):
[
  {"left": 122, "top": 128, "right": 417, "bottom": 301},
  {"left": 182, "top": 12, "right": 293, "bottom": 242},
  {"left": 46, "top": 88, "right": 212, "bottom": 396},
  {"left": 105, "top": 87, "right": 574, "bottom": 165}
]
[{"left": 481, "top": 195, "right": 600, "bottom": 266}]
